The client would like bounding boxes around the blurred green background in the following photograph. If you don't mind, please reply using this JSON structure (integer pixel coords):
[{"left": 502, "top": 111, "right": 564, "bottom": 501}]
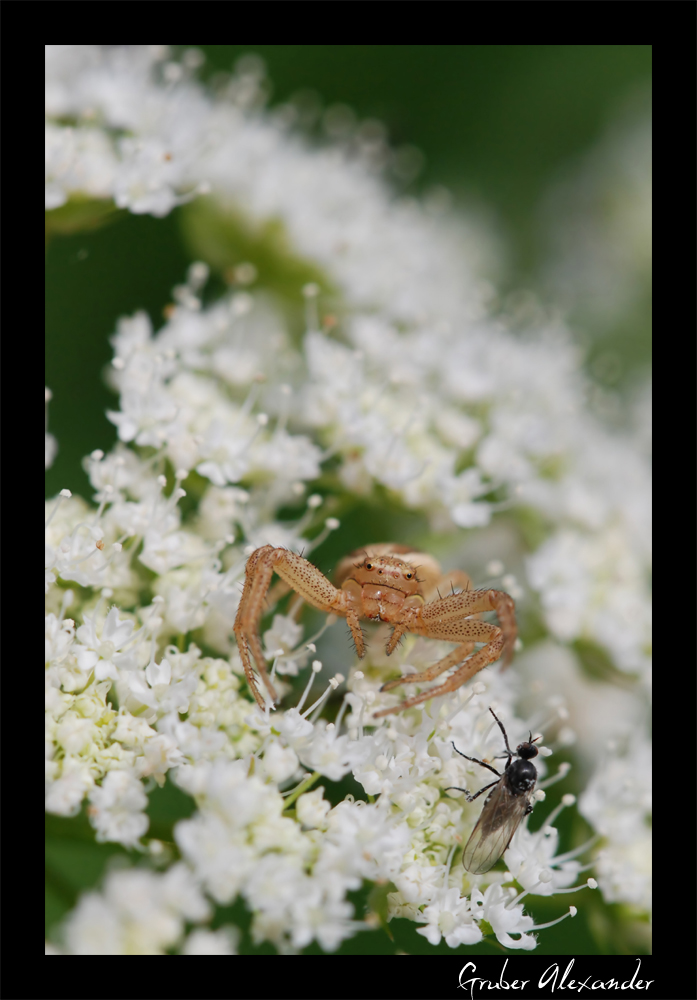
[{"left": 46, "top": 44, "right": 651, "bottom": 502}]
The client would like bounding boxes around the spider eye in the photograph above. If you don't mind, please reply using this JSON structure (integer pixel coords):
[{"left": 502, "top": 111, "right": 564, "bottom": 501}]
[
  {"left": 406, "top": 572, "right": 412, "bottom": 579},
  {"left": 365, "top": 562, "right": 372, "bottom": 570}
]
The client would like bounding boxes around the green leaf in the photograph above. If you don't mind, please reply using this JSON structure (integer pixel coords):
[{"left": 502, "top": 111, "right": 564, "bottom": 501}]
[{"left": 46, "top": 197, "right": 125, "bottom": 245}]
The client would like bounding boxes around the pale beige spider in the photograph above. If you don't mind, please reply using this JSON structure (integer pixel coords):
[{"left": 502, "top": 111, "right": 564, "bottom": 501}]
[{"left": 233, "top": 543, "right": 517, "bottom": 717}]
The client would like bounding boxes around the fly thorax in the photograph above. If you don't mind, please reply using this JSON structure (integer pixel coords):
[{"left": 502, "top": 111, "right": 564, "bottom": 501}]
[{"left": 508, "top": 759, "right": 537, "bottom": 794}]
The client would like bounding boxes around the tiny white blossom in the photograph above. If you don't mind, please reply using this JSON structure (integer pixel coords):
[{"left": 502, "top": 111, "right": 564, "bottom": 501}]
[
  {"left": 416, "top": 886, "right": 483, "bottom": 948},
  {"left": 88, "top": 770, "right": 149, "bottom": 848},
  {"left": 261, "top": 741, "right": 299, "bottom": 783},
  {"left": 296, "top": 787, "right": 330, "bottom": 830},
  {"left": 180, "top": 926, "right": 239, "bottom": 955},
  {"left": 470, "top": 883, "right": 537, "bottom": 951},
  {"left": 75, "top": 607, "right": 140, "bottom": 681}
]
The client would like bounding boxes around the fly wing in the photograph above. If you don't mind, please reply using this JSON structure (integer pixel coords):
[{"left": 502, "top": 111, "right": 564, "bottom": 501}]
[{"left": 462, "top": 781, "right": 532, "bottom": 874}]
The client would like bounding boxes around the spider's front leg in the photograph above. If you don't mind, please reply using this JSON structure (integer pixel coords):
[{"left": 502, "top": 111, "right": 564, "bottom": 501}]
[
  {"left": 234, "top": 546, "right": 360, "bottom": 709},
  {"left": 374, "top": 588, "right": 516, "bottom": 718}
]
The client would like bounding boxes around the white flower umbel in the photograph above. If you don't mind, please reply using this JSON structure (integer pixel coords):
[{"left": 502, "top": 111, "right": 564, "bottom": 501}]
[
  {"left": 46, "top": 46, "right": 650, "bottom": 953},
  {"left": 579, "top": 731, "right": 651, "bottom": 912}
]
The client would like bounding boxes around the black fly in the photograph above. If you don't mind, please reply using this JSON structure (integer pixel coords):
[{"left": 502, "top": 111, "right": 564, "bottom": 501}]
[{"left": 446, "top": 707, "right": 540, "bottom": 874}]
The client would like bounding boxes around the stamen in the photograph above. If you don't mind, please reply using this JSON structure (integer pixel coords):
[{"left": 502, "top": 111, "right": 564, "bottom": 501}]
[
  {"left": 303, "top": 674, "right": 341, "bottom": 719},
  {"left": 540, "top": 878, "right": 598, "bottom": 896},
  {"left": 441, "top": 683, "right": 482, "bottom": 727},
  {"left": 526, "top": 907, "right": 578, "bottom": 932},
  {"left": 552, "top": 833, "right": 600, "bottom": 866},
  {"left": 275, "top": 615, "right": 336, "bottom": 669},
  {"left": 235, "top": 413, "right": 269, "bottom": 461},
  {"left": 539, "top": 761, "right": 571, "bottom": 790},
  {"left": 309, "top": 673, "right": 343, "bottom": 723},
  {"left": 296, "top": 659, "right": 323, "bottom": 714},
  {"left": 534, "top": 794, "right": 576, "bottom": 843},
  {"left": 92, "top": 485, "right": 114, "bottom": 523},
  {"left": 334, "top": 692, "right": 351, "bottom": 734},
  {"left": 269, "top": 652, "right": 283, "bottom": 686},
  {"left": 505, "top": 869, "right": 554, "bottom": 908},
  {"left": 351, "top": 682, "right": 367, "bottom": 740},
  {"left": 305, "top": 517, "right": 341, "bottom": 553},
  {"left": 291, "top": 493, "right": 323, "bottom": 538},
  {"left": 528, "top": 702, "right": 569, "bottom": 737},
  {"left": 238, "top": 375, "right": 266, "bottom": 421},
  {"left": 444, "top": 843, "right": 457, "bottom": 882},
  {"left": 45, "top": 489, "right": 72, "bottom": 528},
  {"left": 74, "top": 545, "right": 101, "bottom": 567}
]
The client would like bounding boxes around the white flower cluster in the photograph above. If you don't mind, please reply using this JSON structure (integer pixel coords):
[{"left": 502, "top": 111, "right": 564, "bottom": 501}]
[
  {"left": 46, "top": 46, "right": 650, "bottom": 954},
  {"left": 579, "top": 731, "right": 651, "bottom": 913}
]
